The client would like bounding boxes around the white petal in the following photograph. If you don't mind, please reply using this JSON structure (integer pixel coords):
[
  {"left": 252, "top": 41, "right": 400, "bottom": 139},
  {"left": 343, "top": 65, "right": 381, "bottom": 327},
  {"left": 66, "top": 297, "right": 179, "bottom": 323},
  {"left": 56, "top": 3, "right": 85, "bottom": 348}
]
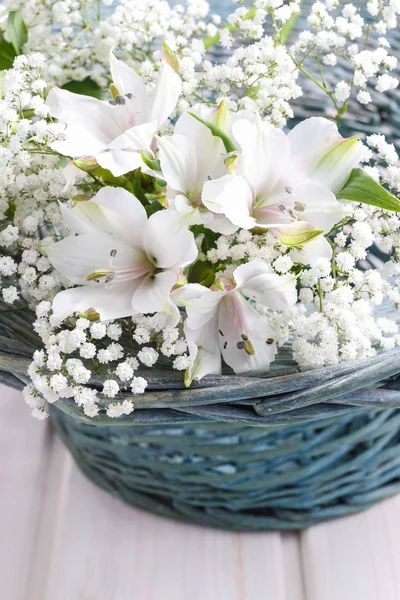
[
  {"left": 131, "top": 270, "right": 179, "bottom": 324},
  {"left": 183, "top": 286, "right": 225, "bottom": 330},
  {"left": 202, "top": 174, "right": 256, "bottom": 230},
  {"left": 62, "top": 161, "right": 81, "bottom": 192},
  {"left": 218, "top": 292, "right": 276, "bottom": 374},
  {"left": 58, "top": 201, "right": 100, "bottom": 236},
  {"left": 207, "top": 214, "right": 240, "bottom": 235},
  {"left": 150, "top": 62, "right": 182, "bottom": 126},
  {"left": 109, "top": 51, "right": 150, "bottom": 121},
  {"left": 175, "top": 104, "right": 228, "bottom": 182},
  {"left": 184, "top": 316, "right": 222, "bottom": 384},
  {"left": 295, "top": 182, "right": 350, "bottom": 232},
  {"left": 96, "top": 149, "right": 143, "bottom": 177},
  {"left": 171, "top": 282, "right": 208, "bottom": 307},
  {"left": 172, "top": 194, "right": 213, "bottom": 227},
  {"left": 63, "top": 187, "right": 148, "bottom": 246},
  {"left": 143, "top": 209, "right": 198, "bottom": 270},
  {"left": 158, "top": 134, "right": 198, "bottom": 195},
  {"left": 45, "top": 234, "right": 137, "bottom": 285},
  {"left": 234, "top": 262, "right": 298, "bottom": 310},
  {"left": 287, "top": 117, "right": 363, "bottom": 193},
  {"left": 47, "top": 87, "right": 118, "bottom": 156},
  {"left": 291, "top": 235, "right": 333, "bottom": 266},
  {"left": 109, "top": 121, "right": 157, "bottom": 151},
  {"left": 232, "top": 116, "right": 289, "bottom": 200},
  {"left": 93, "top": 186, "right": 148, "bottom": 244},
  {"left": 52, "top": 282, "right": 138, "bottom": 321},
  {"left": 233, "top": 261, "right": 271, "bottom": 286}
]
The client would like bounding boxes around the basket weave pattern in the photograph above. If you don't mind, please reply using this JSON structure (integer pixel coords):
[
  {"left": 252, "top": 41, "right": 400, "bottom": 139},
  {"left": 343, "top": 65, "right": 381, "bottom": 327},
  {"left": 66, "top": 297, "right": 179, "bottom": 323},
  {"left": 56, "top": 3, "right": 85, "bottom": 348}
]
[{"left": 2, "top": 304, "right": 400, "bottom": 529}]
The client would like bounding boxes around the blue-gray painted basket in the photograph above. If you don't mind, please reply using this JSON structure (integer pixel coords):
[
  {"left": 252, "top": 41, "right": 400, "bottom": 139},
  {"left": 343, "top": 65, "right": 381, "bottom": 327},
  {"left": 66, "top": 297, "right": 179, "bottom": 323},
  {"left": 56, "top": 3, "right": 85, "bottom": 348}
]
[{"left": 2, "top": 0, "right": 400, "bottom": 531}]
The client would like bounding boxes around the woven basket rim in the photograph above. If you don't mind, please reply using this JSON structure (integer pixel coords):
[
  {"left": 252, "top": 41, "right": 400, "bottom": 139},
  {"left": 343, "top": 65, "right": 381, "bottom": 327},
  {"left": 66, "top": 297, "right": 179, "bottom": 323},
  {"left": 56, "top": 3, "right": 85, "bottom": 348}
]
[{"left": 1, "top": 300, "right": 400, "bottom": 426}]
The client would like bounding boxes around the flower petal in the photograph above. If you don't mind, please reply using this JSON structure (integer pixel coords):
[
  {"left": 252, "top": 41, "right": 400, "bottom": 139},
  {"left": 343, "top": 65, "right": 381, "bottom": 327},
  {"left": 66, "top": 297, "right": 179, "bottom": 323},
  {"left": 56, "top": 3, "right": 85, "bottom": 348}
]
[
  {"left": 144, "top": 209, "right": 198, "bottom": 270},
  {"left": 218, "top": 292, "right": 277, "bottom": 374},
  {"left": 150, "top": 62, "right": 182, "bottom": 126},
  {"left": 47, "top": 87, "right": 118, "bottom": 156},
  {"left": 290, "top": 234, "right": 333, "bottom": 266},
  {"left": 58, "top": 200, "right": 99, "bottom": 236},
  {"left": 182, "top": 286, "right": 226, "bottom": 330},
  {"left": 287, "top": 117, "right": 364, "bottom": 193},
  {"left": 45, "top": 234, "right": 137, "bottom": 285},
  {"left": 109, "top": 51, "right": 150, "bottom": 121},
  {"left": 172, "top": 194, "right": 214, "bottom": 226},
  {"left": 158, "top": 134, "right": 198, "bottom": 195},
  {"left": 108, "top": 121, "right": 157, "bottom": 152},
  {"left": 52, "top": 281, "right": 138, "bottom": 321},
  {"left": 207, "top": 214, "right": 240, "bottom": 235},
  {"left": 184, "top": 316, "right": 222, "bottom": 384},
  {"left": 232, "top": 116, "right": 289, "bottom": 200},
  {"left": 234, "top": 262, "right": 297, "bottom": 310},
  {"left": 294, "top": 182, "right": 350, "bottom": 232},
  {"left": 62, "top": 187, "right": 148, "bottom": 246},
  {"left": 175, "top": 104, "right": 228, "bottom": 182},
  {"left": 202, "top": 174, "right": 256, "bottom": 230},
  {"left": 131, "top": 270, "right": 179, "bottom": 324},
  {"left": 96, "top": 149, "right": 143, "bottom": 177}
]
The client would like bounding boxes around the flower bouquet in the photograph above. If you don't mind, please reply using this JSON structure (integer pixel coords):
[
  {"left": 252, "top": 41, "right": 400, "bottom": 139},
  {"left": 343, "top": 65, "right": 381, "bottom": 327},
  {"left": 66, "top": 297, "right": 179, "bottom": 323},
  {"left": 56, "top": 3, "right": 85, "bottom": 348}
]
[{"left": 1, "top": 0, "right": 400, "bottom": 530}]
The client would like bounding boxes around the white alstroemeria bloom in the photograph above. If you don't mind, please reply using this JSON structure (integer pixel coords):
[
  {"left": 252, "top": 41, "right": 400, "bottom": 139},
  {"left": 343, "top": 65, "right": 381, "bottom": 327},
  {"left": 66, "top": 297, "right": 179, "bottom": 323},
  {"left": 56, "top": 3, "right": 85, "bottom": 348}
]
[
  {"left": 45, "top": 187, "right": 197, "bottom": 323},
  {"left": 158, "top": 102, "right": 254, "bottom": 234},
  {"left": 202, "top": 116, "right": 366, "bottom": 234},
  {"left": 175, "top": 262, "right": 297, "bottom": 383},
  {"left": 47, "top": 51, "right": 181, "bottom": 177}
]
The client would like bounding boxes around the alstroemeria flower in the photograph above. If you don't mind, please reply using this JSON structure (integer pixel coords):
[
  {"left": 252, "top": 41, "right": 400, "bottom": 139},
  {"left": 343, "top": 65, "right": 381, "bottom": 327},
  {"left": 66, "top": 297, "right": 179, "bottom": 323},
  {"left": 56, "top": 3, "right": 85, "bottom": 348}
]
[
  {"left": 47, "top": 51, "right": 182, "bottom": 177},
  {"left": 158, "top": 102, "right": 254, "bottom": 234},
  {"left": 202, "top": 115, "right": 366, "bottom": 234},
  {"left": 175, "top": 261, "right": 297, "bottom": 383},
  {"left": 46, "top": 187, "right": 197, "bottom": 323}
]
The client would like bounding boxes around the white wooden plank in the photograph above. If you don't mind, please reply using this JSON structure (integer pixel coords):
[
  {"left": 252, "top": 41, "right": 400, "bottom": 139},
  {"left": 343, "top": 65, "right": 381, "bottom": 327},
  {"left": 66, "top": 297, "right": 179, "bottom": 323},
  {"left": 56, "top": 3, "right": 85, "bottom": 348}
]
[
  {"left": 0, "top": 386, "right": 54, "bottom": 600},
  {"left": 27, "top": 435, "right": 73, "bottom": 600},
  {"left": 42, "top": 459, "right": 299, "bottom": 600},
  {"left": 281, "top": 533, "right": 305, "bottom": 600},
  {"left": 300, "top": 497, "right": 400, "bottom": 600}
]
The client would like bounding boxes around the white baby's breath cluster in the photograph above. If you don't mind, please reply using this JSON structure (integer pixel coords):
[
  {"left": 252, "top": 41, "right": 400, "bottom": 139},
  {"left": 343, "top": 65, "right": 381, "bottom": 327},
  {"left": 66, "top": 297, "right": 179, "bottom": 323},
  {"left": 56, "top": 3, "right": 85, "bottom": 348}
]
[
  {"left": 291, "top": 0, "right": 400, "bottom": 115},
  {"left": 26, "top": 303, "right": 191, "bottom": 419},
  {"left": 2, "top": 0, "right": 120, "bottom": 87},
  {"left": 0, "top": 55, "right": 79, "bottom": 306},
  {"left": 0, "top": 0, "right": 399, "bottom": 421}
]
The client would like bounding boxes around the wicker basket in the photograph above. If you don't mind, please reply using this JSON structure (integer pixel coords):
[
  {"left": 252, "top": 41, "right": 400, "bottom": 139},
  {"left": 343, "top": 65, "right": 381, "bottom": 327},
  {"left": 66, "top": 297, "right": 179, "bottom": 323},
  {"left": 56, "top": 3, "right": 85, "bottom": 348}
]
[
  {"left": 2, "top": 303, "right": 400, "bottom": 530},
  {"left": 2, "top": 0, "right": 400, "bottom": 531}
]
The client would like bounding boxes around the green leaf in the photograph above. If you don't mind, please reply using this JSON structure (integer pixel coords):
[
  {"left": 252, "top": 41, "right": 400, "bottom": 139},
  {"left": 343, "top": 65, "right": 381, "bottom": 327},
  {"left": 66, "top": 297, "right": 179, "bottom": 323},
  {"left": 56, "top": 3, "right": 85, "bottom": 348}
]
[
  {"left": 140, "top": 150, "right": 161, "bottom": 172},
  {"left": 5, "top": 201, "right": 16, "bottom": 222},
  {"left": 280, "top": 9, "right": 301, "bottom": 45},
  {"left": 7, "top": 9, "right": 27, "bottom": 54},
  {"left": 132, "top": 168, "right": 150, "bottom": 206},
  {"left": 188, "top": 112, "right": 237, "bottom": 154},
  {"left": 145, "top": 200, "right": 164, "bottom": 217},
  {"left": 188, "top": 260, "right": 215, "bottom": 287},
  {"left": 191, "top": 225, "right": 220, "bottom": 254},
  {"left": 0, "top": 32, "right": 16, "bottom": 70},
  {"left": 276, "top": 225, "right": 324, "bottom": 247},
  {"left": 62, "top": 78, "right": 103, "bottom": 99},
  {"left": 337, "top": 168, "right": 400, "bottom": 212}
]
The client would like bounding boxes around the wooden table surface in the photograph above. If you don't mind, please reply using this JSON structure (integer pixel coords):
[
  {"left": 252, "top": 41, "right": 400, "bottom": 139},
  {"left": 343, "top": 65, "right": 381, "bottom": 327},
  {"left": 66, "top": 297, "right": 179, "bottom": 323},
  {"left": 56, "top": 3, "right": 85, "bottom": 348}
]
[{"left": 2, "top": 385, "right": 400, "bottom": 600}]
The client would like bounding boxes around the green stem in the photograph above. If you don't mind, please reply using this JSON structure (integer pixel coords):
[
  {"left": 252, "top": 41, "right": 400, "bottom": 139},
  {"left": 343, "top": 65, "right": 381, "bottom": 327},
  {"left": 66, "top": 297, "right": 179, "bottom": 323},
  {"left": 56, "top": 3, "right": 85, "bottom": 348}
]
[{"left": 317, "top": 279, "right": 323, "bottom": 312}]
